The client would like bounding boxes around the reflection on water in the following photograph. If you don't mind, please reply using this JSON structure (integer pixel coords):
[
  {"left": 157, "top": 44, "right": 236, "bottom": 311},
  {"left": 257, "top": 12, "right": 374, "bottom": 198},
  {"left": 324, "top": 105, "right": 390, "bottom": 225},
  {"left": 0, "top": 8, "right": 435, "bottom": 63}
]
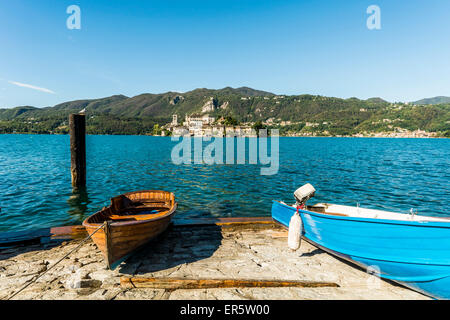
[
  {"left": 0, "top": 134, "right": 449, "bottom": 232},
  {"left": 67, "top": 187, "right": 91, "bottom": 219}
]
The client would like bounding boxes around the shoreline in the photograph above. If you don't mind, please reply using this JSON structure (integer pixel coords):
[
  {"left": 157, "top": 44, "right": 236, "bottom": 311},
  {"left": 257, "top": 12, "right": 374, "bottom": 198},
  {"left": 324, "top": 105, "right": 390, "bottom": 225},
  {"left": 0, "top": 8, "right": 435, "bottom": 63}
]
[{"left": 0, "top": 132, "right": 448, "bottom": 139}]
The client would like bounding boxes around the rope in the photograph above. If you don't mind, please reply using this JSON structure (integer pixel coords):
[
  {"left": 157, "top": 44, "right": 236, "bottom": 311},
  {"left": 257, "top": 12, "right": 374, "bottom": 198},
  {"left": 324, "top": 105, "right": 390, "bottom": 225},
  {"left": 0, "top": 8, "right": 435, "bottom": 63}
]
[{"left": 5, "top": 222, "right": 106, "bottom": 300}]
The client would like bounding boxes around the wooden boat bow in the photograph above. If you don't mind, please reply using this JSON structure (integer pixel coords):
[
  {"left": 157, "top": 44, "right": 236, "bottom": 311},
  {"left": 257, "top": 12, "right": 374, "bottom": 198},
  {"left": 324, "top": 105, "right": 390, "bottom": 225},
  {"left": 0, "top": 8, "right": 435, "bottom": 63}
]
[{"left": 83, "top": 190, "right": 177, "bottom": 269}]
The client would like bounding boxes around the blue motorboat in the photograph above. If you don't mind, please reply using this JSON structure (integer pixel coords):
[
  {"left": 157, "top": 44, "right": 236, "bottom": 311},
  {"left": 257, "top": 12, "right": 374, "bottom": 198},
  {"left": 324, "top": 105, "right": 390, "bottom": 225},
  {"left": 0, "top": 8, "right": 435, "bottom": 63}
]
[{"left": 272, "top": 185, "right": 450, "bottom": 299}]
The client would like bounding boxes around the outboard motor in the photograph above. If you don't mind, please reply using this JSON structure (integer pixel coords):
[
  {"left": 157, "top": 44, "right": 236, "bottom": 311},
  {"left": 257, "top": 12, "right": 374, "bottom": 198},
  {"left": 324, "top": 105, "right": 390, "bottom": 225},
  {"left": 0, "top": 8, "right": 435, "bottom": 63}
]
[
  {"left": 288, "top": 183, "right": 316, "bottom": 251},
  {"left": 294, "top": 183, "right": 316, "bottom": 208}
]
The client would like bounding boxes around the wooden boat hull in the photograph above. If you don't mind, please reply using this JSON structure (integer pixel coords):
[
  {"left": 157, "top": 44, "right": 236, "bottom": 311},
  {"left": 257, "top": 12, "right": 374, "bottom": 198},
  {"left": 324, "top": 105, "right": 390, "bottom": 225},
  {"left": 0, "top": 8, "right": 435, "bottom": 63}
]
[
  {"left": 272, "top": 200, "right": 450, "bottom": 299},
  {"left": 83, "top": 190, "right": 177, "bottom": 269}
]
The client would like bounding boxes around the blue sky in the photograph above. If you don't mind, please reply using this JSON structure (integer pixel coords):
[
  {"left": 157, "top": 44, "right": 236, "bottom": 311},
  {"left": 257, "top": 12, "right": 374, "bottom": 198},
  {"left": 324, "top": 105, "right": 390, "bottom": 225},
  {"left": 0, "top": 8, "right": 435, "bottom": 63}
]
[{"left": 0, "top": 0, "right": 449, "bottom": 108}]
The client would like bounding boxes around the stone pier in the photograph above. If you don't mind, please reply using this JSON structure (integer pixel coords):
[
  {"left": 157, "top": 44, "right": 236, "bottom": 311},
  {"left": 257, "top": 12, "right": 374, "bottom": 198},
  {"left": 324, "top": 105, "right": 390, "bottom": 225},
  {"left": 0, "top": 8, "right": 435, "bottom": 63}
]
[{"left": 0, "top": 222, "right": 428, "bottom": 300}]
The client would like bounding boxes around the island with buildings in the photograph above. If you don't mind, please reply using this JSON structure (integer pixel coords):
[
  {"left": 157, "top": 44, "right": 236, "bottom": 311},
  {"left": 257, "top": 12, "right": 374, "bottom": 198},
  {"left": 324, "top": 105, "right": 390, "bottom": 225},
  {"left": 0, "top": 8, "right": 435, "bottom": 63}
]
[{"left": 163, "top": 114, "right": 258, "bottom": 137}]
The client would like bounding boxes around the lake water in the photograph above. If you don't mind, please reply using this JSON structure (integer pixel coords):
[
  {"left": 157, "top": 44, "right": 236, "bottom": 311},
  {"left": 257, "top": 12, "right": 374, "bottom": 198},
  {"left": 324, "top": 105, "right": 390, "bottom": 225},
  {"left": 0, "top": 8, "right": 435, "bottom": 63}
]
[{"left": 0, "top": 134, "right": 449, "bottom": 232}]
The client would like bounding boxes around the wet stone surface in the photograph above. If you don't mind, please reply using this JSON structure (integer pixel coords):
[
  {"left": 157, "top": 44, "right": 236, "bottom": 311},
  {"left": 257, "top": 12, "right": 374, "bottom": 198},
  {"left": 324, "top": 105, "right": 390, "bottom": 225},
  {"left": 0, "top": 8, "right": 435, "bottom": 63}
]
[{"left": 0, "top": 223, "right": 429, "bottom": 300}]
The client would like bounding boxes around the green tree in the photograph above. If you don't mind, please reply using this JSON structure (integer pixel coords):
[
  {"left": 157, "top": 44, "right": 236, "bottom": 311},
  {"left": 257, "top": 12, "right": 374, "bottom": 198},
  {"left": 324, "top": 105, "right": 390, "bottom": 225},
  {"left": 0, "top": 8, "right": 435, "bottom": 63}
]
[
  {"left": 252, "top": 120, "right": 265, "bottom": 136},
  {"left": 152, "top": 124, "right": 162, "bottom": 136},
  {"left": 223, "top": 116, "right": 238, "bottom": 126}
]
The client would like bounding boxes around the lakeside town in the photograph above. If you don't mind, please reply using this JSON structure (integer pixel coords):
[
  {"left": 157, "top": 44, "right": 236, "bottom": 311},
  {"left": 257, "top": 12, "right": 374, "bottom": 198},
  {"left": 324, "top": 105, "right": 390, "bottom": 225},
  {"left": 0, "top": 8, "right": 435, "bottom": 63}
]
[
  {"left": 162, "top": 113, "right": 441, "bottom": 138},
  {"left": 163, "top": 114, "right": 257, "bottom": 137},
  {"left": 2, "top": 113, "right": 441, "bottom": 138},
  {"left": 154, "top": 95, "right": 445, "bottom": 138}
]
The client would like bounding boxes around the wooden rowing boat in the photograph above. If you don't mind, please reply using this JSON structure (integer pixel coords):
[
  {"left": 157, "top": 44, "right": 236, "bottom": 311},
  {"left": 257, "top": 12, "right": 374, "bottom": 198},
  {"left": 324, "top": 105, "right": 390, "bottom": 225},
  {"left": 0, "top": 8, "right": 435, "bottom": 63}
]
[{"left": 82, "top": 190, "right": 177, "bottom": 269}]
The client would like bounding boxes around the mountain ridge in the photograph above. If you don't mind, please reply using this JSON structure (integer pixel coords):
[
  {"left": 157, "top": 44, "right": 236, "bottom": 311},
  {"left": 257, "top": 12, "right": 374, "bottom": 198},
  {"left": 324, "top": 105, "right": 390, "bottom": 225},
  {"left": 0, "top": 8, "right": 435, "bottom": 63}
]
[
  {"left": 0, "top": 87, "right": 449, "bottom": 137},
  {"left": 412, "top": 96, "right": 450, "bottom": 105}
]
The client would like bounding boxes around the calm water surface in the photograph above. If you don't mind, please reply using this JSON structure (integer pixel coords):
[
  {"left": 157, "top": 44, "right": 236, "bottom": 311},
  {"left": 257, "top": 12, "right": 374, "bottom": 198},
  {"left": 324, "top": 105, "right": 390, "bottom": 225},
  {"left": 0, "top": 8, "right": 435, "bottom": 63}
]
[{"left": 0, "top": 134, "right": 449, "bottom": 232}]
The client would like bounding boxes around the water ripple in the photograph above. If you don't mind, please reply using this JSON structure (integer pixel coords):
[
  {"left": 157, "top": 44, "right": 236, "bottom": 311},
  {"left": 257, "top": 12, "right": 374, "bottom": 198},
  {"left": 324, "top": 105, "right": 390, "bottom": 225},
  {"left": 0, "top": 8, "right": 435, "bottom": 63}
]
[{"left": 0, "top": 135, "right": 449, "bottom": 232}]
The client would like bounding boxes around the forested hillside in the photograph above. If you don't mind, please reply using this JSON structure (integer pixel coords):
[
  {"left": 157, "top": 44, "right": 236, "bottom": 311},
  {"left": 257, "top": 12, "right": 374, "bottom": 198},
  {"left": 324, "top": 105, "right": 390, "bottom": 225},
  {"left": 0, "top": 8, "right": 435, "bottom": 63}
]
[{"left": 0, "top": 87, "right": 449, "bottom": 137}]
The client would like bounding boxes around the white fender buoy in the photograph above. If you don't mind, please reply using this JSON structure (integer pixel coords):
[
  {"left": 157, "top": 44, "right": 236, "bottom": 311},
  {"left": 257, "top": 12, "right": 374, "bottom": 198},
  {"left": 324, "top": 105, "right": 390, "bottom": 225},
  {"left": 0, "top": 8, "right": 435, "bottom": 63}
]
[{"left": 288, "top": 211, "right": 302, "bottom": 251}]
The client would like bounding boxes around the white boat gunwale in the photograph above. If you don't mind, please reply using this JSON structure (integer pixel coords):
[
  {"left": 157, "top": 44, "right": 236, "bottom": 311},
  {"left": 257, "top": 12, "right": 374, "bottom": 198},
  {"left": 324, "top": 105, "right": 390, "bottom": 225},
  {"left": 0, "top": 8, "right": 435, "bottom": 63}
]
[{"left": 274, "top": 201, "right": 450, "bottom": 227}]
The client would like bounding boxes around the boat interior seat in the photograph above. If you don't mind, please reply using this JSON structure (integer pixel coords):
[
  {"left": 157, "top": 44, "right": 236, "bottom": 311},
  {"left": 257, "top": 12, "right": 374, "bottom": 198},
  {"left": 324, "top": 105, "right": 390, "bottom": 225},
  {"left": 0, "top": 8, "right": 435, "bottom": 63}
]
[
  {"left": 306, "top": 205, "right": 348, "bottom": 217},
  {"left": 108, "top": 216, "right": 137, "bottom": 222},
  {"left": 109, "top": 209, "right": 170, "bottom": 221},
  {"left": 115, "top": 205, "right": 169, "bottom": 214}
]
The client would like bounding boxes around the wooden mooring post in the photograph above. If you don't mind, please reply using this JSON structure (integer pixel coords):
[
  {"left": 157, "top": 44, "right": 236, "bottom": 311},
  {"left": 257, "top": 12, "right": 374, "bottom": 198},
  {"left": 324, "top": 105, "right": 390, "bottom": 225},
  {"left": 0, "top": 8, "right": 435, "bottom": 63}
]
[{"left": 69, "top": 114, "right": 86, "bottom": 187}]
